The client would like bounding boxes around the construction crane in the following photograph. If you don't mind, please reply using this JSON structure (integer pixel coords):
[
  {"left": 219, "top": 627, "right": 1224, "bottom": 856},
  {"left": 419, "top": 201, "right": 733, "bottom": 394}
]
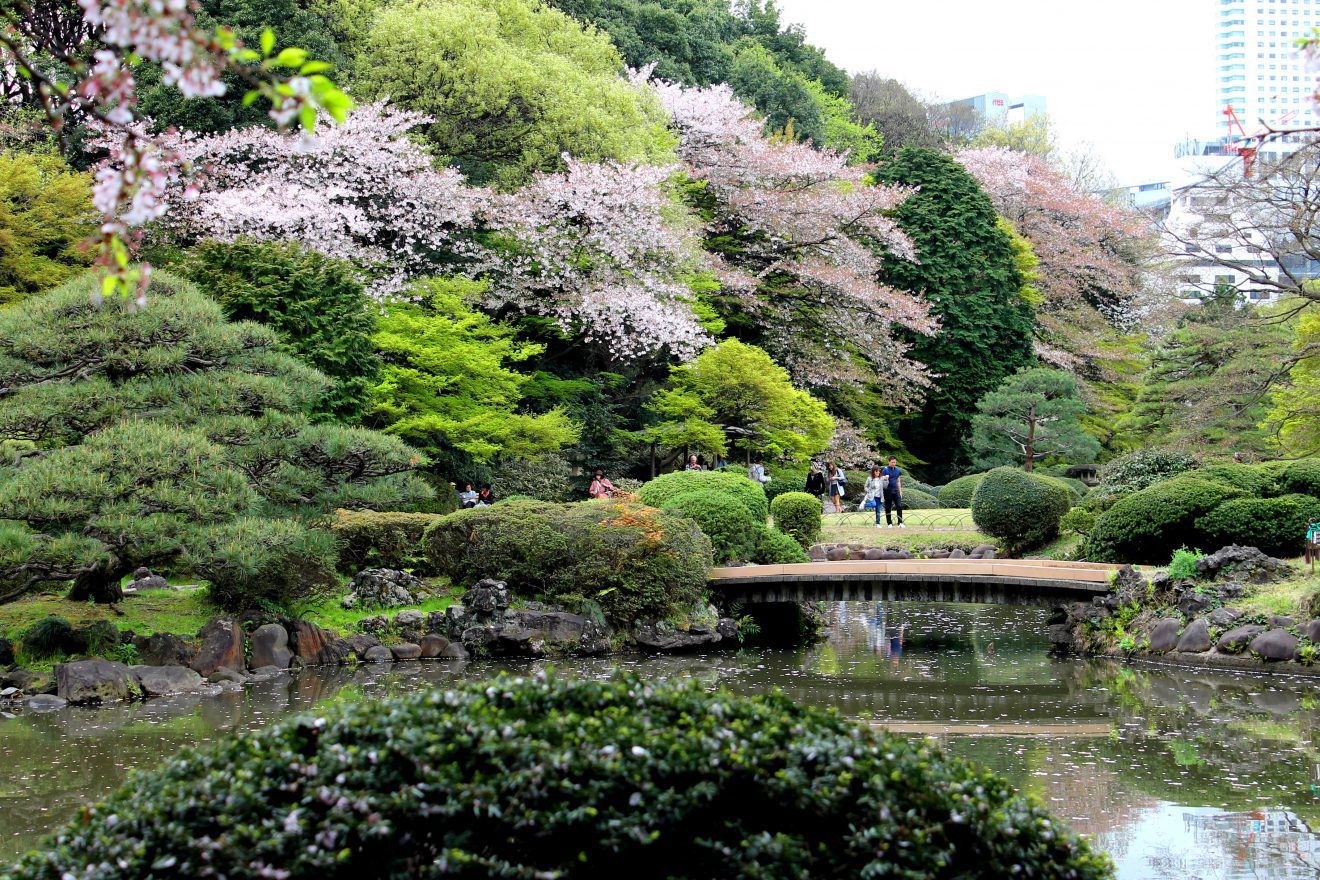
[{"left": 1222, "top": 104, "right": 1259, "bottom": 176}]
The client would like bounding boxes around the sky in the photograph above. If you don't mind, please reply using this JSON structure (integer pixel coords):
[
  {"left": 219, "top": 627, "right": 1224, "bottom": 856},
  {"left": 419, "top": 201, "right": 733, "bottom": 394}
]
[{"left": 771, "top": 0, "right": 1218, "bottom": 185}]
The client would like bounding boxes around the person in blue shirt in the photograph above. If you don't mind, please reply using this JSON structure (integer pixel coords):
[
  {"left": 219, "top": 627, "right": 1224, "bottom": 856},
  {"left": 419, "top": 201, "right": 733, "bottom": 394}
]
[{"left": 879, "top": 456, "right": 904, "bottom": 527}]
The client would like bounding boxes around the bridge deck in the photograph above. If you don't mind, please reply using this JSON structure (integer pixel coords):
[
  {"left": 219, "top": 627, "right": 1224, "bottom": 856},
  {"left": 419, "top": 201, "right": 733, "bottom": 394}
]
[{"left": 710, "top": 559, "right": 1117, "bottom": 606}]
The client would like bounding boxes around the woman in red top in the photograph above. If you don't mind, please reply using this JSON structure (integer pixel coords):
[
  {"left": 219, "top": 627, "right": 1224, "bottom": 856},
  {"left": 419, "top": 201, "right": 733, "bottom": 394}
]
[{"left": 589, "top": 469, "right": 615, "bottom": 499}]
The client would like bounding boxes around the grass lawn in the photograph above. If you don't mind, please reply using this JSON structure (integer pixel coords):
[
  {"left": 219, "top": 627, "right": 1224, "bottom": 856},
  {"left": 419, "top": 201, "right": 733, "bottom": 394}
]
[
  {"left": 0, "top": 588, "right": 218, "bottom": 644},
  {"left": 820, "top": 508, "right": 1000, "bottom": 554},
  {"left": 1234, "top": 567, "right": 1320, "bottom": 619}
]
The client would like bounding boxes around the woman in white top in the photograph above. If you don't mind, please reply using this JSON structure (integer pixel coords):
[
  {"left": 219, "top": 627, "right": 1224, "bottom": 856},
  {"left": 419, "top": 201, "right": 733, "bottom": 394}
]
[{"left": 859, "top": 466, "right": 887, "bottom": 512}]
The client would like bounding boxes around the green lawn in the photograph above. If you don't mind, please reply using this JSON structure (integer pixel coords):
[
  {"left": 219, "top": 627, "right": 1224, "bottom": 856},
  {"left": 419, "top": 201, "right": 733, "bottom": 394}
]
[
  {"left": 819, "top": 507, "right": 999, "bottom": 553},
  {"left": 0, "top": 588, "right": 218, "bottom": 643}
]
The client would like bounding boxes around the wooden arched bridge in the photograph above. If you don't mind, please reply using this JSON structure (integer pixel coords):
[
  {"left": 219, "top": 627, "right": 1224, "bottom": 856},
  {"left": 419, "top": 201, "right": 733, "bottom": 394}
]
[{"left": 710, "top": 559, "right": 1118, "bottom": 606}]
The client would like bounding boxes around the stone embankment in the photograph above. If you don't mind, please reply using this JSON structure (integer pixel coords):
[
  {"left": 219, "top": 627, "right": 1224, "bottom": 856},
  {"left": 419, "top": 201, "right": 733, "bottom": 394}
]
[
  {"left": 1050, "top": 546, "right": 1320, "bottom": 674},
  {"left": 0, "top": 571, "right": 742, "bottom": 710}
]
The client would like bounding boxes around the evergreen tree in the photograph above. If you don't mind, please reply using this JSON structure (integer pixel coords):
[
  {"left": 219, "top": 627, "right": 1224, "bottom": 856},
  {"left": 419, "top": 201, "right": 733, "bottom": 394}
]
[
  {"left": 969, "top": 367, "right": 1099, "bottom": 471},
  {"left": 875, "top": 147, "right": 1036, "bottom": 481}
]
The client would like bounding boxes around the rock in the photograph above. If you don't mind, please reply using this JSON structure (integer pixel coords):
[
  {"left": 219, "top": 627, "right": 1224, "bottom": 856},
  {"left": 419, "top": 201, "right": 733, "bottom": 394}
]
[
  {"left": 1195, "top": 545, "right": 1291, "bottom": 583},
  {"left": 363, "top": 645, "right": 394, "bottom": 663},
  {"left": 311, "top": 638, "right": 355, "bottom": 666},
  {"left": 927, "top": 550, "right": 951, "bottom": 559},
  {"left": 443, "top": 605, "right": 468, "bottom": 639},
  {"left": 807, "top": 545, "right": 827, "bottom": 560},
  {"left": 132, "top": 665, "right": 203, "bottom": 697},
  {"left": 418, "top": 634, "right": 451, "bottom": 658},
  {"left": 341, "top": 568, "right": 424, "bottom": 610},
  {"left": 391, "top": 643, "right": 422, "bottom": 660},
  {"left": 0, "top": 668, "right": 54, "bottom": 695},
  {"left": 825, "top": 547, "right": 848, "bottom": 561},
  {"left": 0, "top": 637, "right": 12, "bottom": 667},
  {"left": 1046, "top": 623, "right": 1075, "bottom": 650},
  {"left": 1148, "top": 618, "right": 1183, "bottom": 653},
  {"left": 973, "top": 545, "right": 997, "bottom": 559},
  {"left": 1111, "top": 566, "right": 1148, "bottom": 607},
  {"left": 1250, "top": 628, "right": 1298, "bottom": 661},
  {"left": 503, "top": 609, "right": 588, "bottom": 645},
  {"left": 466, "top": 579, "right": 511, "bottom": 619},
  {"left": 440, "top": 642, "right": 469, "bottom": 660},
  {"left": 24, "top": 694, "right": 67, "bottom": 711},
  {"left": 1271, "top": 615, "right": 1294, "bottom": 628},
  {"left": 345, "top": 633, "right": 382, "bottom": 659},
  {"left": 392, "top": 610, "right": 424, "bottom": 629},
  {"left": 358, "top": 615, "right": 390, "bottom": 636},
  {"left": 288, "top": 620, "right": 337, "bottom": 662},
  {"left": 426, "top": 611, "right": 448, "bottom": 634},
  {"left": 895, "top": 550, "right": 913, "bottom": 560},
  {"left": 249, "top": 624, "right": 292, "bottom": 670},
  {"left": 56, "top": 660, "right": 138, "bottom": 704},
  {"left": 189, "top": 618, "right": 245, "bottom": 677},
  {"left": 716, "top": 618, "right": 739, "bottom": 641},
  {"left": 1209, "top": 607, "right": 1244, "bottom": 628},
  {"left": 248, "top": 666, "right": 286, "bottom": 679},
  {"left": 124, "top": 566, "right": 170, "bottom": 592},
  {"left": 863, "top": 548, "right": 885, "bottom": 560},
  {"left": 133, "top": 632, "right": 195, "bottom": 667},
  {"left": 1176, "top": 590, "right": 1215, "bottom": 618},
  {"left": 1175, "top": 618, "right": 1213, "bottom": 653},
  {"left": 1306, "top": 620, "right": 1320, "bottom": 644},
  {"left": 1217, "top": 624, "right": 1267, "bottom": 654},
  {"left": 206, "top": 668, "right": 246, "bottom": 685},
  {"left": 633, "top": 622, "right": 722, "bottom": 653},
  {"left": 948, "top": 549, "right": 967, "bottom": 559}
]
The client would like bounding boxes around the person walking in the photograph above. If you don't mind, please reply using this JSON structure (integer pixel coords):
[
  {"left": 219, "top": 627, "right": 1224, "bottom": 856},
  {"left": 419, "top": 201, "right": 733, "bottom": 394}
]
[
  {"left": 861, "top": 466, "right": 886, "bottom": 515},
  {"left": 588, "top": 469, "right": 614, "bottom": 499},
  {"left": 879, "top": 456, "right": 904, "bottom": 527},
  {"left": 825, "top": 460, "right": 846, "bottom": 514},
  {"left": 805, "top": 464, "right": 827, "bottom": 502},
  {"left": 685, "top": 455, "right": 703, "bottom": 471},
  {"left": 748, "top": 456, "right": 771, "bottom": 487}
]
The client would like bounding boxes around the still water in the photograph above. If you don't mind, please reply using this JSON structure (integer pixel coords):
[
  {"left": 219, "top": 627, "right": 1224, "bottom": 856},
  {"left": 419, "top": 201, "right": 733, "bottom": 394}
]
[{"left": 3, "top": 603, "right": 1320, "bottom": 878}]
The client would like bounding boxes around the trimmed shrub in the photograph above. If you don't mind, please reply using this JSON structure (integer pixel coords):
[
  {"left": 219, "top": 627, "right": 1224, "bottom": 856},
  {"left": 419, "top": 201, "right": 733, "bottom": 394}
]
[
  {"left": 902, "top": 487, "right": 940, "bottom": 509},
  {"left": 763, "top": 465, "right": 808, "bottom": 504},
  {"left": 770, "top": 491, "right": 823, "bottom": 548},
  {"left": 490, "top": 453, "right": 576, "bottom": 503},
  {"left": 1087, "top": 478, "right": 1248, "bottom": 565},
  {"left": 423, "top": 500, "right": 713, "bottom": 625},
  {"left": 970, "top": 468, "right": 1071, "bottom": 552},
  {"left": 1035, "top": 474, "right": 1085, "bottom": 505},
  {"left": 1097, "top": 448, "right": 1199, "bottom": 493},
  {"left": 639, "top": 470, "right": 769, "bottom": 522},
  {"left": 1278, "top": 458, "right": 1320, "bottom": 497},
  {"left": 1060, "top": 507, "right": 1097, "bottom": 538},
  {"left": 660, "top": 490, "right": 759, "bottom": 564},
  {"left": 10, "top": 673, "right": 1112, "bottom": 880},
  {"left": 752, "top": 524, "right": 810, "bottom": 564},
  {"left": 1195, "top": 494, "right": 1320, "bottom": 558},
  {"left": 938, "top": 473, "right": 984, "bottom": 508},
  {"left": 185, "top": 518, "right": 339, "bottom": 610},
  {"left": 906, "top": 478, "right": 938, "bottom": 495},
  {"left": 326, "top": 509, "right": 441, "bottom": 574},
  {"left": 1187, "top": 463, "right": 1275, "bottom": 497}
]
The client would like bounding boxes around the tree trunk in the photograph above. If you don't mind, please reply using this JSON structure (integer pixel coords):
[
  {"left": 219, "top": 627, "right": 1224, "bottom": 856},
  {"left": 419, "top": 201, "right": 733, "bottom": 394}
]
[
  {"left": 1024, "top": 405, "right": 1036, "bottom": 472},
  {"left": 649, "top": 441, "right": 657, "bottom": 479},
  {"left": 68, "top": 558, "right": 127, "bottom": 604}
]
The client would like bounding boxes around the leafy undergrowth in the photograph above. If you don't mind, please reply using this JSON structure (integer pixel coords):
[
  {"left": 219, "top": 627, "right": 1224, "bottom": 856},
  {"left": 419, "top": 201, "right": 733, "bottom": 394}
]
[
  {"left": 290, "top": 579, "right": 458, "bottom": 633},
  {"left": 1027, "top": 533, "right": 1084, "bottom": 561},
  {"left": 1234, "top": 569, "right": 1320, "bottom": 619}
]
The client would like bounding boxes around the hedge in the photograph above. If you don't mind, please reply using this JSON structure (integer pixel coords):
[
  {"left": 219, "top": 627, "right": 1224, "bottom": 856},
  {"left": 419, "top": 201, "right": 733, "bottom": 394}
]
[
  {"left": 1195, "top": 494, "right": 1320, "bottom": 558},
  {"left": 1278, "top": 458, "right": 1320, "bottom": 497},
  {"left": 938, "top": 473, "right": 985, "bottom": 508},
  {"left": 1087, "top": 478, "right": 1247, "bottom": 565},
  {"left": 970, "top": 468, "right": 1071, "bottom": 552},
  {"left": 423, "top": 499, "right": 712, "bottom": 625},
  {"left": 639, "top": 470, "right": 768, "bottom": 521},
  {"left": 770, "top": 491, "right": 822, "bottom": 548},
  {"left": 1186, "top": 463, "right": 1276, "bottom": 497},
  {"left": 326, "top": 509, "right": 442, "bottom": 573},
  {"left": 902, "top": 487, "right": 940, "bottom": 509},
  {"left": 10, "top": 674, "right": 1112, "bottom": 880},
  {"left": 184, "top": 518, "right": 339, "bottom": 610},
  {"left": 752, "top": 524, "right": 810, "bottom": 564},
  {"left": 660, "top": 490, "right": 758, "bottom": 564}
]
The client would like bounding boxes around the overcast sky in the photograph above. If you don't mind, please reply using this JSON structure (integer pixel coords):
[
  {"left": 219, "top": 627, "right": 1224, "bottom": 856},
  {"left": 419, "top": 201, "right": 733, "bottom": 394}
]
[{"left": 772, "top": 0, "right": 1218, "bottom": 184}]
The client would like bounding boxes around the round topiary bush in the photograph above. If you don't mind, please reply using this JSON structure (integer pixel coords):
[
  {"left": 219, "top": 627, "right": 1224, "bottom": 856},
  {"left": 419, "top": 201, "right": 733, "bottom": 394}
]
[
  {"left": 660, "top": 490, "right": 759, "bottom": 564},
  {"left": 902, "top": 487, "right": 940, "bottom": 509},
  {"left": 1195, "top": 494, "right": 1320, "bottom": 558},
  {"left": 752, "top": 524, "right": 810, "bottom": 563},
  {"left": 770, "top": 491, "right": 822, "bottom": 548},
  {"left": 423, "top": 499, "right": 713, "bottom": 625},
  {"left": 1096, "top": 448, "right": 1199, "bottom": 494},
  {"left": 10, "top": 673, "right": 1112, "bottom": 880},
  {"left": 938, "top": 473, "right": 985, "bottom": 508},
  {"left": 1086, "top": 477, "right": 1247, "bottom": 565},
  {"left": 326, "top": 509, "right": 442, "bottom": 574},
  {"left": 639, "top": 470, "right": 768, "bottom": 522},
  {"left": 970, "top": 468, "right": 1071, "bottom": 552},
  {"left": 1277, "top": 458, "right": 1320, "bottom": 497}
]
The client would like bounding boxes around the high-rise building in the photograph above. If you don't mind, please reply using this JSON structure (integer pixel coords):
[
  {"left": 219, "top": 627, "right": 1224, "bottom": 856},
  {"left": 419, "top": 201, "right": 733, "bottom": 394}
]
[
  {"left": 1217, "top": 0, "right": 1319, "bottom": 156},
  {"left": 943, "top": 91, "right": 1046, "bottom": 130}
]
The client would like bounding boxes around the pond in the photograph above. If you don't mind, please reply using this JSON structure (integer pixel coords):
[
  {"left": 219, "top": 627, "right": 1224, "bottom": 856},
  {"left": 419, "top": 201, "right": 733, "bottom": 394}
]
[{"left": 3, "top": 602, "right": 1319, "bottom": 878}]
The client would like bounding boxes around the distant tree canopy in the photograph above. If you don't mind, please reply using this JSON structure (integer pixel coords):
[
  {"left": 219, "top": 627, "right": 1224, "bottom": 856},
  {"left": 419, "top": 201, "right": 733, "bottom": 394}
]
[
  {"left": 875, "top": 147, "right": 1036, "bottom": 481},
  {"left": 354, "top": 0, "right": 674, "bottom": 187},
  {"left": 848, "top": 73, "right": 942, "bottom": 155},
  {"left": 1265, "top": 306, "right": 1320, "bottom": 456},
  {"left": 0, "top": 149, "right": 94, "bottom": 304}
]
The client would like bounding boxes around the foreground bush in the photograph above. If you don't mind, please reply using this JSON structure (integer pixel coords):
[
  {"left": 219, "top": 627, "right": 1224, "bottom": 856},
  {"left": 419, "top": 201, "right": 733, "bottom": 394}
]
[
  {"left": 1195, "top": 494, "right": 1320, "bottom": 558},
  {"left": 1087, "top": 478, "right": 1246, "bottom": 564},
  {"left": 424, "top": 500, "right": 712, "bottom": 624},
  {"left": 327, "top": 509, "right": 442, "bottom": 573},
  {"left": 184, "top": 518, "right": 339, "bottom": 610},
  {"left": 970, "top": 468, "right": 1070, "bottom": 551},
  {"left": 639, "top": 470, "right": 769, "bottom": 522},
  {"left": 938, "top": 472, "right": 984, "bottom": 508},
  {"left": 752, "top": 524, "right": 809, "bottom": 563},
  {"left": 660, "top": 489, "right": 758, "bottom": 564},
  {"left": 12, "top": 674, "right": 1112, "bottom": 880},
  {"left": 770, "top": 491, "right": 822, "bottom": 548}
]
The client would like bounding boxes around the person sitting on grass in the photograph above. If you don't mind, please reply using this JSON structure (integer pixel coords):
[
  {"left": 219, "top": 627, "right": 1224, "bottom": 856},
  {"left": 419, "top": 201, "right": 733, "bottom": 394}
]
[
  {"left": 588, "top": 469, "right": 615, "bottom": 499},
  {"left": 458, "top": 483, "right": 479, "bottom": 509}
]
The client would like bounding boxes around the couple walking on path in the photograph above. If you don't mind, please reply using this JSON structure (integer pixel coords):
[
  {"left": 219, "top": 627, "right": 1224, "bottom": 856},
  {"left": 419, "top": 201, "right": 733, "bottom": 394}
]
[{"left": 863, "top": 457, "right": 905, "bottom": 528}]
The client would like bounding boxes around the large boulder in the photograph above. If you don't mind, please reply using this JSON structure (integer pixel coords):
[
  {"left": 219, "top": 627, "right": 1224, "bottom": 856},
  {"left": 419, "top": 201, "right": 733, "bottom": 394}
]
[
  {"left": 1217, "top": 624, "right": 1267, "bottom": 654},
  {"left": 1148, "top": 618, "right": 1183, "bottom": 653},
  {"left": 633, "top": 622, "right": 722, "bottom": 653},
  {"left": 124, "top": 566, "right": 170, "bottom": 592},
  {"left": 1, "top": 667, "right": 54, "bottom": 695},
  {"left": 0, "top": 637, "right": 13, "bottom": 667},
  {"left": 364, "top": 645, "right": 394, "bottom": 663},
  {"left": 340, "top": 568, "right": 423, "bottom": 610},
  {"left": 249, "top": 624, "right": 292, "bottom": 670},
  {"left": 465, "top": 579, "right": 511, "bottom": 619},
  {"left": 1110, "top": 566, "right": 1148, "bottom": 607},
  {"left": 418, "top": 634, "right": 451, "bottom": 658},
  {"left": 1249, "top": 629, "right": 1298, "bottom": 661},
  {"left": 288, "top": 620, "right": 336, "bottom": 663},
  {"left": 189, "top": 619, "right": 245, "bottom": 677},
  {"left": 1209, "top": 607, "right": 1244, "bottom": 628},
  {"left": 1306, "top": 620, "right": 1320, "bottom": 644},
  {"left": 132, "top": 665, "right": 203, "bottom": 697},
  {"left": 392, "top": 610, "right": 425, "bottom": 630},
  {"left": 133, "top": 632, "right": 195, "bottom": 667},
  {"left": 1195, "top": 545, "right": 1291, "bottom": 583},
  {"left": 1174, "top": 618, "right": 1213, "bottom": 653},
  {"left": 311, "top": 638, "right": 355, "bottom": 666},
  {"left": 503, "top": 609, "right": 588, "bottom": 644},
  {"left": 56, "top": 660, "right": 138, "bottom": 704},
  {"left": 391, "top": 643, "right": 422, "bottom": 660},
  {"left": 345, "top": 633, "right": 383, "bottom": 660}
]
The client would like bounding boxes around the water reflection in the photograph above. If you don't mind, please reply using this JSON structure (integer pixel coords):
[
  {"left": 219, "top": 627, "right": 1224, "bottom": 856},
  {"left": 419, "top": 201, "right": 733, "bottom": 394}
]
[{"left": 2, "top": 602, "right": 1319, "bottom": 879}]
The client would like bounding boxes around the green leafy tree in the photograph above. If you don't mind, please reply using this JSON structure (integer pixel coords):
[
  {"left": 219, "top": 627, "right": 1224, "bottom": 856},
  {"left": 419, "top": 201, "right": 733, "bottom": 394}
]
[
  {"left": 1263, "top": 305, "right": 1320, "bottom": 455},
  {"left": 369, "top": 277, "right": 579, "bottom": 467},
  {"left": 646, "top": 339, "right": 832, "bottom": 461},
  {"left": 355, "top": 0, "right": 673, "bottom": 187},
  {"left": 0, "top": 272, "right": 430, "bottom": 603},
  {"left": 848, "top": 73, "right": 943, "bottom": 155},
  {"left": 0, "top": 149, "right": 94, "bottom": 303},
  {"left": 874, "top": 147, "right": 1036, "bottom": 481},
  {"left": 970, "top": 367, "right": 1099, "bottom": 471},
  {"left": 179, "top": 239, "right": 380, "bottom": 421}
]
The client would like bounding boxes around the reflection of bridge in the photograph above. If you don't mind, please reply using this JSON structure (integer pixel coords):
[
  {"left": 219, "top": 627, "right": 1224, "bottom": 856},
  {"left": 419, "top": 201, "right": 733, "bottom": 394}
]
[{"left": 711, "top": 560, "right": 1117, "bottom": 605}]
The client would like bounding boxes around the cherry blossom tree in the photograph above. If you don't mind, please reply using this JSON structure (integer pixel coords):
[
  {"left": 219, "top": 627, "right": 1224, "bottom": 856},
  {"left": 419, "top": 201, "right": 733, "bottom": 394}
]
[{"left": 645, "top": 76, "right": 934, "bottom": 399}]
